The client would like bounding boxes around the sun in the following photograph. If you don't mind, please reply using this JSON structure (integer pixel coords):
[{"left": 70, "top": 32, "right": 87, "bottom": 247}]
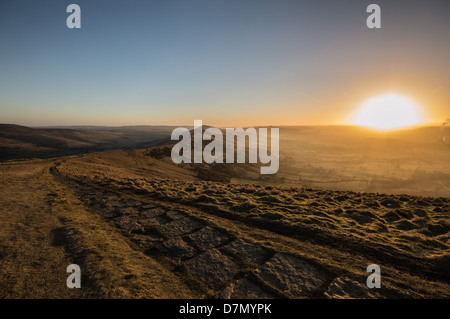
[{"left": 350, "top": 93, "right": 425, "bottom": 131}]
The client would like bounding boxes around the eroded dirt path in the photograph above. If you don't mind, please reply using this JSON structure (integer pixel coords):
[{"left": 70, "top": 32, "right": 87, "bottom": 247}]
[
  {"left": 54, "top": 170, "right": 450, "bottom": 299},
  {"left": 0, "top": 160, "right": 81, "bottom": 298},
  {"left": 54, "top": 175, "right": 333, "bottom": 298},
  {"left": 0, "top": 159, "right": 197, "bottom": 298}
]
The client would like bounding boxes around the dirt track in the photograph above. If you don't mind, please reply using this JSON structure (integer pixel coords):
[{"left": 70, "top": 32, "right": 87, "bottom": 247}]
[
  {"left": 0, "top": 160, "right": 196, "bottom": 298},
  {"left": 0, "top": 160, "right": 81, "bottom": 298}
]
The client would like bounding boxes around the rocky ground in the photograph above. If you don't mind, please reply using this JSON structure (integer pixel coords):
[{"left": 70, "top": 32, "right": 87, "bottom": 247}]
[{"left": 0, "top": 149, "right": 449, "bottom": 298}]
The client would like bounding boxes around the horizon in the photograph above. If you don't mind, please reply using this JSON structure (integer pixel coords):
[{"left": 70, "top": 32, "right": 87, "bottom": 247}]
[{"left": 1, "top": 121, "right": 446, "bottom": 130}]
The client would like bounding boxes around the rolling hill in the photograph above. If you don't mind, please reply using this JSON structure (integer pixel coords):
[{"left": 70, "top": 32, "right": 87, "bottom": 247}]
[{"left": 0, "top": 124, "right": 174, "bottom": 161}]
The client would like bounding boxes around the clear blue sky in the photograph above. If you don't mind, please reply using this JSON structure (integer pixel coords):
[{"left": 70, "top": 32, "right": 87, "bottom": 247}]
[{"left": 1, "top": 0, "right": 449, "bottom": 126}]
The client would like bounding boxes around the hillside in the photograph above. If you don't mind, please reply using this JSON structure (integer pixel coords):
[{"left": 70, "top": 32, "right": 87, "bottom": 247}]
[
  {"left": 0, "top": 144, "right": 448, "bottom": 298},
  {"left": 0, "top": 124, "right": 174, "bottom": 161}
]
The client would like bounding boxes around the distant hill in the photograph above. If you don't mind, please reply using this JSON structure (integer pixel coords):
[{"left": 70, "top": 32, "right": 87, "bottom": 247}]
[{"left": 0, "top": 124, "right": 174, "bottom": 161}]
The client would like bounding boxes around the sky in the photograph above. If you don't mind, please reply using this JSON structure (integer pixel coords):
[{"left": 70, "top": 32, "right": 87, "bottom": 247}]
[{"left": 0, "top": 0, "right": 449, "bottom": 127}]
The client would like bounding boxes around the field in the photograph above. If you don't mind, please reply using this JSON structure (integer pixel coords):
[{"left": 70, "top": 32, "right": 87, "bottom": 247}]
[{"left": 259, "top": 126, "right": 450, "bottom": 197}]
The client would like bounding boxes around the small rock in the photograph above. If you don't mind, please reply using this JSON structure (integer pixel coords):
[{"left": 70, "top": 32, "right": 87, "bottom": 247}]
[
  {"left": 252, "top": 253, "right": 326, "bottom": 298},
  {"left": 130, "top": 234, "right": 160, "bottom": 249},
  {"left": 113, "top": 216, "right": 145, "bottom": 234},
  {"left": 187, "top": 227, "right": 230, "bottom": 249},
  {"left": 156, "top": 238, "right": 196, "bottom": 261},
  {"left": 156, "top": 218, "right": 202, "bottom": 237},
  {"left": 222, "top": 239, "right": 270, "bottom": 264},
  {"left": 183, "top": 250, "right": 239, "bottom": 290}
]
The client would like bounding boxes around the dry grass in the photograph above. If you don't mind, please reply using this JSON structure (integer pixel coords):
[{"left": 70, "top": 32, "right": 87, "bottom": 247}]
[
  {"left": 50, "top": 150, "right": 450, "bottom": 298},
  {"left": 1, "top": 140, "right": 449, "bottom": 299},
  {"left": 0, "top": 159, "right": 197, "bottom": 298}
]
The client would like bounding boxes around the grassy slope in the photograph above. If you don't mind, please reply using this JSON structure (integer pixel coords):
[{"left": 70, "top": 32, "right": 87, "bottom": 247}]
[
  {"left": 0, "top": 144, "right": 448, "bottom": 298},
  {"left": 51, "top": 149, "right": 449, "bottom": 298}
]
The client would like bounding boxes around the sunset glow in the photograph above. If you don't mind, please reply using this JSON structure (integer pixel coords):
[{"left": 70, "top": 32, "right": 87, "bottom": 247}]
[{"left": 350, "top": 94, "right": 425, "bottom": 131}]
